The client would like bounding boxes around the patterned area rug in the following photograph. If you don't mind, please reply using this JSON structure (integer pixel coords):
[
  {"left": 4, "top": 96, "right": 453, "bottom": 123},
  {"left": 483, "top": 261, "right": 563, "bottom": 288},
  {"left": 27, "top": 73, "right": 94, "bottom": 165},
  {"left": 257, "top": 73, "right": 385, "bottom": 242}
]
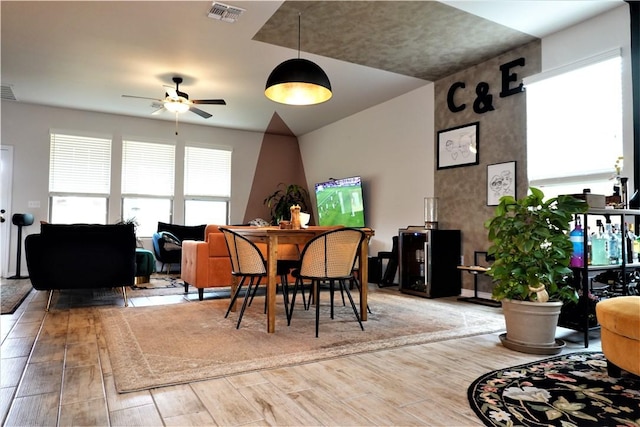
[
  {"left": 100, "top": 290, "right": 506, "bottom": 393},
  {"left": 468, "top": 352, "right": 640, "bottom": 426},
  {"left": 0, "top": 278, "right": 32, "bottom": 314}
]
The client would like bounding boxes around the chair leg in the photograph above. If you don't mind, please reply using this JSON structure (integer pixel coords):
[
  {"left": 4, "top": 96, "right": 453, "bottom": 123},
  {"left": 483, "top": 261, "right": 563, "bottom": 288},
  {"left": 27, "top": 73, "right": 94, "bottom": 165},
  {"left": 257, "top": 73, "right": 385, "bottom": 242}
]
[
  {"left": 300, "top": 280, "right": 307, "bottom": 310},
  {"left": 351, "top": 277, "right": 372, "bottom": 314},
  {"left": 45, "top": 290, "right": 54, "bottom": 312},
  {"left": 248, "top": 277, "right": 261, "bottom": 308},
  {"left": 122, "top": 286, "right": 129, "bottom": 307},
  {"left": 225, "top": 277, "right": 246, "bottom": 319},
  {"left": 339, "top": 284, "right": 346, "bottom": 307},
  {"left": 288, "top": 276, "right": 307, "bottom": 325},
  {"left": 287, "top": 277, "right": 300, "bottom": 325},
  {"left": 340, "top": 279, "right": 364, "bottom": 331},
  {"left": 315, "top": 280, "right": 321, "bottom": 338},
  {"left": 280, "top": 274, "right": 291, "bottom": 324},
  {"left": 198, "top": 288, "right": 204, "bottom": 301},
  {"left": 305, "top": 281, "right": 313, "bottom": 310},
  {"left": 236, "top": 277, "right": 258, "bottom": 329},
  {"left": 329, "top": 280, "right": 335, "bottom": 319}
]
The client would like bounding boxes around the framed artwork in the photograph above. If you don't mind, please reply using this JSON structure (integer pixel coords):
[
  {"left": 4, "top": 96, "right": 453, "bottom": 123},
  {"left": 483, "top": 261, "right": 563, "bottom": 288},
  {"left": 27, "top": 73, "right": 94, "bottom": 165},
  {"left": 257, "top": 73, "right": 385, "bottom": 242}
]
[
  {"left": 437, "top": 122, "right": 479, "bottom": 170},
  {"left": 487, "top": 161, "right": 516, "bottom": 206}
]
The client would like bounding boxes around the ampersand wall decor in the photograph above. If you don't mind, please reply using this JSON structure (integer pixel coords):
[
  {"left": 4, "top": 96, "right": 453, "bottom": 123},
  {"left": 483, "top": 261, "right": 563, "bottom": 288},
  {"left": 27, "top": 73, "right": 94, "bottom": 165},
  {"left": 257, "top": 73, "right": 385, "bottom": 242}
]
[{"left": 473, "top": 82, "right": 495, "bottom": 114}]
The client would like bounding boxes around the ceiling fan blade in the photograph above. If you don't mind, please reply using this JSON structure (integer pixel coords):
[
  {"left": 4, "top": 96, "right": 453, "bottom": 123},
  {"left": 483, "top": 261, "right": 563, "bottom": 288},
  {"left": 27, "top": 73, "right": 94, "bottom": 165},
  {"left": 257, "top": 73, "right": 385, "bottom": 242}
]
[
  {"left": 192, "top": 99, "right": 226, "bottom": 105},
  {"left": 122, "top": 95, "right": 162, "bottom": 101},
  {"left": 165, "top": 87, "right": 179, "bottom": 99},
  {"left": 189, "top": 106, "right": 212, "bottom": 119},
  {"left": 151, "top": 105, "right": 165, "bottom": 115}
]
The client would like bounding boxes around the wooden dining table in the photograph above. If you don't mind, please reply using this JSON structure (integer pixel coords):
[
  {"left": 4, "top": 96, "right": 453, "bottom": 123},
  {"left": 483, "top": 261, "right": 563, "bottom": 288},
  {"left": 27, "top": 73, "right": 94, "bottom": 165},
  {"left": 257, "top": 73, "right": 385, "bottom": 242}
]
[{"left": 225, "top": 225, "right": 375, "bottom": 333}]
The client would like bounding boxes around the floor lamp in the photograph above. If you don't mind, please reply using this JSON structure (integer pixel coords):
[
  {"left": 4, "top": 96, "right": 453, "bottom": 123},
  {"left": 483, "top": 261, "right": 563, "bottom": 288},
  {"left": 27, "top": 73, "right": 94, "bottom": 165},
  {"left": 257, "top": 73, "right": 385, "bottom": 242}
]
[{"left": 8, "top": 213, "right": 34, "bottom": 280}]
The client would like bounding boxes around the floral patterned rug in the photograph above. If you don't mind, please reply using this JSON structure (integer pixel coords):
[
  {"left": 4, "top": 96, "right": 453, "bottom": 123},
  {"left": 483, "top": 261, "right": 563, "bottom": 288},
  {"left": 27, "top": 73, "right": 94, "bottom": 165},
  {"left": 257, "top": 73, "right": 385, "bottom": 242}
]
[{"left": 468, "top": 352, "right": 640, "bottom": 426}]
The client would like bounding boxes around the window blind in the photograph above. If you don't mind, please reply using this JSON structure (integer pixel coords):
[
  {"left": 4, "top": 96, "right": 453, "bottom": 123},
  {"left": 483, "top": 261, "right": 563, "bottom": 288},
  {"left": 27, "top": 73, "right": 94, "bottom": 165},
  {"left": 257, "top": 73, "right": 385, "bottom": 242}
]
[
  {"left": 525, "top": 53, "right": 623, "bottom": 184},
  {"left": 122, "top": 140, "right": 175, "bottom": 196},
  {"left": 184, "top": 146, "right": 231, "bottom": 197},
  {"left": 49, "top": 133, "right": 111, "bottom": 194}
]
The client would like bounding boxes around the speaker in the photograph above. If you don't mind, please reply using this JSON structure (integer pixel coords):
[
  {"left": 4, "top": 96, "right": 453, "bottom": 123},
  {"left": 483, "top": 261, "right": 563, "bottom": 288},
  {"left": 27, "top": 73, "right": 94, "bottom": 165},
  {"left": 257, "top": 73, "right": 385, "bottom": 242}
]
[
  {"left": 12, "top": 213, "right": 34, "bottom": 227},
  {"left": 8, "top": 213, "right": 34, "bottom": 279}
]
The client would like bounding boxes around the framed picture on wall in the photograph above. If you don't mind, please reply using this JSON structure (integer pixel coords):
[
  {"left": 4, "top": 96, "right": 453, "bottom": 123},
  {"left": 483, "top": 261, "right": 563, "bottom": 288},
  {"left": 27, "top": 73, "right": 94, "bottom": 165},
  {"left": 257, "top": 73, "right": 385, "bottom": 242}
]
[
  {"left": 487, "top": 161, "right": 516, "bottom": 206},
  {"left": 436, "top": 122, "right": 479, "bottom": 170}
]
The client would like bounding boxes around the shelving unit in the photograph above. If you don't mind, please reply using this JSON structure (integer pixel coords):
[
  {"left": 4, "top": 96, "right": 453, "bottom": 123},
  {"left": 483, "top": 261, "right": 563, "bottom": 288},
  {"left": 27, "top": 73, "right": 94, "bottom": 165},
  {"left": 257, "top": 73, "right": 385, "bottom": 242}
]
[{"left": 565, "top": 208, "right": 640, "bottom": 347}]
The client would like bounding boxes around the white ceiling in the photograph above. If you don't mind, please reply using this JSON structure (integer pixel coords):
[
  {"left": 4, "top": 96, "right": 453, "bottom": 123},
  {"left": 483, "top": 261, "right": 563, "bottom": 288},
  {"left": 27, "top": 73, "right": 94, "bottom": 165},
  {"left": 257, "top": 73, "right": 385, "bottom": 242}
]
[{"left": 1, "top": 1, "right": 623, "bottom": 136}]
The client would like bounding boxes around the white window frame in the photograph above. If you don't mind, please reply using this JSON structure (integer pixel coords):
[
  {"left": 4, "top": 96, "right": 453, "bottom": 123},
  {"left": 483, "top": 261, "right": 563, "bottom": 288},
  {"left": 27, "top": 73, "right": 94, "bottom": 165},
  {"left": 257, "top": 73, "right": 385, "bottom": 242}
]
[
  {"left": 49, "top": 132, "right": 111, "bottom": 223},
  {"left": 183, "top": 145, "right": 231, "bottom": 225},
  {"left": 122, "top": 139, "right": 176, "bottom": 235},
  {"left": 524, "top": 49, "right": 623, "bottom": 198}
]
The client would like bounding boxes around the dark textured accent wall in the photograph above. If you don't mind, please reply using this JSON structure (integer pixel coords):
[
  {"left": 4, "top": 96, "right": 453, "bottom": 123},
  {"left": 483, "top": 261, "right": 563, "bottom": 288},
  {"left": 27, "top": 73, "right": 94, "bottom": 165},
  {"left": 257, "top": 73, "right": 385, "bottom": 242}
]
[
  {"left": 243, "top": 112, "right": 310, "bottom": 224},
  {"left": 434, "top": 41, "right": 541, "bottom": 294}
]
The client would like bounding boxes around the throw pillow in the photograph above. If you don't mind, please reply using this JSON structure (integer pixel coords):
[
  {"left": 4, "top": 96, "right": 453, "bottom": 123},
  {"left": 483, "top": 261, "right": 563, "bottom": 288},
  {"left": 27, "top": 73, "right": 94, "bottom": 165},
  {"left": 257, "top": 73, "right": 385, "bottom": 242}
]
[{"left": 160, "top": 231, "right": 181, "bottom": 251}]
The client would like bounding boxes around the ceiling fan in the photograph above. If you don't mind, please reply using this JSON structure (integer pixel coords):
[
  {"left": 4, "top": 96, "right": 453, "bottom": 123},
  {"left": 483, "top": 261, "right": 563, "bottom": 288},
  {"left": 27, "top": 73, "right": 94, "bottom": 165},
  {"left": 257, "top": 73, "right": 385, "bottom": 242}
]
[{"left": 122, "top": 77, "right": 226, "bottom": 119}]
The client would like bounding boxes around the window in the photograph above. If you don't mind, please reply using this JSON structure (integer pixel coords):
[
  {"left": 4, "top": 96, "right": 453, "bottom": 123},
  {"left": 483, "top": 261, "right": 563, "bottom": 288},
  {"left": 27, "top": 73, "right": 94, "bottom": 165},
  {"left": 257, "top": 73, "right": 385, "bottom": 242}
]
[
  {"left": 122, "top": 140, "right": 175, "bottom": 236},
  {"left": 184, "top": 146, "right": 231, "bottom": 225},
  {"left": 49, "top": 132, "right": 111, "bottom": 223},
  {"left": 525, "top": 50, "right": 623, "bottom": 199}
]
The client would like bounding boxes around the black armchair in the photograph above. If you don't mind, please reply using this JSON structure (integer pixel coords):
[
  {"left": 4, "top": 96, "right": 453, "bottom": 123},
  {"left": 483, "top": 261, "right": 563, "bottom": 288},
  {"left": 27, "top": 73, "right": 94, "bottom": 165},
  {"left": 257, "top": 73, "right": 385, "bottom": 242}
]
[{"left": 151, "top": 222, "right": 206, "bottom": 273}]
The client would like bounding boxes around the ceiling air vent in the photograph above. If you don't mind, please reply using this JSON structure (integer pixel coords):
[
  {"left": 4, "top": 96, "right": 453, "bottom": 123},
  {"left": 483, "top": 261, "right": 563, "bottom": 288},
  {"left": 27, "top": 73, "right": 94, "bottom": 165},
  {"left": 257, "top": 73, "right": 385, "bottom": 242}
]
[
  {"left": 1, "top": 85, "right": 17, "bottom": 101},
  {"left": 208, "top": 2, "right": 245, "bottom": 23}
]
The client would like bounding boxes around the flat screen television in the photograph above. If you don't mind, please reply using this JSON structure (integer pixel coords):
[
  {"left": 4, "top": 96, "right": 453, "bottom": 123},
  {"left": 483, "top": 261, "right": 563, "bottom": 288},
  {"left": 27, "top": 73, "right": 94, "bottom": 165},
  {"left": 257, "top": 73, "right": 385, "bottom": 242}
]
[{"left": 314, "top": 176, "right": 366, "bottom": 227}]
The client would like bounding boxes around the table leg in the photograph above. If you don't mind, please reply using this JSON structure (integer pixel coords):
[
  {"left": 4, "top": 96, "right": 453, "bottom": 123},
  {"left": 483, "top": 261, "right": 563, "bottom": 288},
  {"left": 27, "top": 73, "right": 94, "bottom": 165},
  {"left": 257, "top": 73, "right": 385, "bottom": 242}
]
[
  {"left": 359, "top": 243, "right": 368, "bottom": 321},
  {"left": 267, "top": 236, "right": 278, "bottom": 333}
]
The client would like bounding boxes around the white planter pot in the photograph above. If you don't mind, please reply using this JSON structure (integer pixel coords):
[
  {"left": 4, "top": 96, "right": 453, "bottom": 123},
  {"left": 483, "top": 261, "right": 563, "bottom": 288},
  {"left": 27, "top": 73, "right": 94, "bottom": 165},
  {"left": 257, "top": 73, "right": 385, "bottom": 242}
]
[{"left": 500, "top": 299, "right": 564, "bottom": 354}]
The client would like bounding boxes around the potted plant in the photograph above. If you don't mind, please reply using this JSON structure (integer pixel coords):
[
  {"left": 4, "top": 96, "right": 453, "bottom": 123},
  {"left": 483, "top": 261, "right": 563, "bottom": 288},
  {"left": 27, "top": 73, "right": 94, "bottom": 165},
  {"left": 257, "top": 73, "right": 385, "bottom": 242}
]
[
  {"left": 263, "top": 183, "right": 310, "bottom": 225},
  {"left": 484, "top": 187, "right": 588, "bottom": 354}
]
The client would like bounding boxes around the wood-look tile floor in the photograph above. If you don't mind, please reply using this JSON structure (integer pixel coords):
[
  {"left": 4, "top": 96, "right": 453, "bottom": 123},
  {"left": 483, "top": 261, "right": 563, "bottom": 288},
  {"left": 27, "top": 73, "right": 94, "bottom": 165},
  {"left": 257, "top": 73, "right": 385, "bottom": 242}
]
[{"left": 1, "top": 286, "right": 602, "bottom": 427}]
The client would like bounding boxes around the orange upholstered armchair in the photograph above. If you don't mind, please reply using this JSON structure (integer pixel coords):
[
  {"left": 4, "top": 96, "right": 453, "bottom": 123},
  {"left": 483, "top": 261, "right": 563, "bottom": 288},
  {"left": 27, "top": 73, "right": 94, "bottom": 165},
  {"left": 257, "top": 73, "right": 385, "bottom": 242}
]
[
  {"left": 181, "top": 225, "right": 300, "bottom": 301},
  {"left": 181, "top": 225, "right": 233, "bottom": 301}
]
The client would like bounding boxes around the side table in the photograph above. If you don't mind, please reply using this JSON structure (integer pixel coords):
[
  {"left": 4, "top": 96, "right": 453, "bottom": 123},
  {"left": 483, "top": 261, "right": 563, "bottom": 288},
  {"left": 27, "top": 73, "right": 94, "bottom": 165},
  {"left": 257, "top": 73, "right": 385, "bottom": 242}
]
[{"left": 135, "top": 248, "right": 156, "bottom": 284}]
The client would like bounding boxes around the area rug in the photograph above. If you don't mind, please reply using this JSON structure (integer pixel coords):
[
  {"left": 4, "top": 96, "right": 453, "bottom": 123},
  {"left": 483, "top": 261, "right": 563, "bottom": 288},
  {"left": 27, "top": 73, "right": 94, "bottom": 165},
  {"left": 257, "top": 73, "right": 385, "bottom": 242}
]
[
  {"left": 100, "top": 290, "right": 506, "bottom": 392},
  {"left": 129, "top": 274, "right": 193, "bottom": 297},
  {"left": 468, "top": 352, "right": 640, "bottom": 426},
  {"left": 1, "top": 278, "right": 33, "bottom": 314}
]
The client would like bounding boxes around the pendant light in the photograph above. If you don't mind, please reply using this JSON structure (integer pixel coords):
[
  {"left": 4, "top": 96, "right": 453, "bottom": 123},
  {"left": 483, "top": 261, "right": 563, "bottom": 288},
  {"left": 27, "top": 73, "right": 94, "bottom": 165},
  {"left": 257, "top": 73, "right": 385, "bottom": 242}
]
[{"left": 265, "top": 13, "right": 332, "bottom": 105}]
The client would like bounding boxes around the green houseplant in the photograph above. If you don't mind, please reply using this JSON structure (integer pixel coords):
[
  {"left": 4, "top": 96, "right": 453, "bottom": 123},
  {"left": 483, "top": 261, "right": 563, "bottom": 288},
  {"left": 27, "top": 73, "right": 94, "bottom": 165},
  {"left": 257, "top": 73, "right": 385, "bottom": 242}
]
[
  {"left": 263, "top": 183, "right": 310, "bottom": 225},
  {"left": 484, "top": 187, "right": 588, "bottom": 353}
]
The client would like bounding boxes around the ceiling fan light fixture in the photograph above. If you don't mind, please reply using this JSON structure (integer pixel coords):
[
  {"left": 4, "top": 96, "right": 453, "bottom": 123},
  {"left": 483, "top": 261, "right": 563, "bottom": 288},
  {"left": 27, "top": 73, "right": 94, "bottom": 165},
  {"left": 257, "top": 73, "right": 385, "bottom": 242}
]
[{"left": 164, "top": 98, "right": 190, "bottom": 113}]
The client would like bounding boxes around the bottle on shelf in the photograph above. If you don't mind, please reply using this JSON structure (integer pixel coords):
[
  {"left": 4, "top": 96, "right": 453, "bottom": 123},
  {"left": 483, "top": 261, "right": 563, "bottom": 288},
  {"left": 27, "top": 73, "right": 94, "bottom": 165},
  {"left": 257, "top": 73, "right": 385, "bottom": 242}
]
[
  {"left": 627, "top": 223, "right": 637, "bottom": 263},
  {"left": 608, "top": 223, "right": 621, "bottom": 265},
  {"left": 591, "top": 220, "right": 609, "bottom": 266},
  {"left": 569, "top": 216, "right": 584, "bottom": 267},
  {"left": 587, "top": 225, "right": 592, "bottom": 265}
]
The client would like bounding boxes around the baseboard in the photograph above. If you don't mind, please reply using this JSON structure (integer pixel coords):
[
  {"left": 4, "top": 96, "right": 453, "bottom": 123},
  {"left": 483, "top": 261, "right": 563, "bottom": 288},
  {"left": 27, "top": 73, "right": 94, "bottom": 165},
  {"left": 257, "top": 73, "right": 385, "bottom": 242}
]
[{"left": 459, "top": 288, "right": 492, "bottom": 300}]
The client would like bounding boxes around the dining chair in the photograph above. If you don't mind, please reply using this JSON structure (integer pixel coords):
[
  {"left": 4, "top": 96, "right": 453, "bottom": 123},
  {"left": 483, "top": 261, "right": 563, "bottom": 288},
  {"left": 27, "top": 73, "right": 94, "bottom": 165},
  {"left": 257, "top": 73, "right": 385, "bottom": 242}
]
[
  {"left": 287, "top": 227, "right": 365, "bottom": 337},
  {"left": 220, "top": 227, "right": 294, "bottom": 328}
]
